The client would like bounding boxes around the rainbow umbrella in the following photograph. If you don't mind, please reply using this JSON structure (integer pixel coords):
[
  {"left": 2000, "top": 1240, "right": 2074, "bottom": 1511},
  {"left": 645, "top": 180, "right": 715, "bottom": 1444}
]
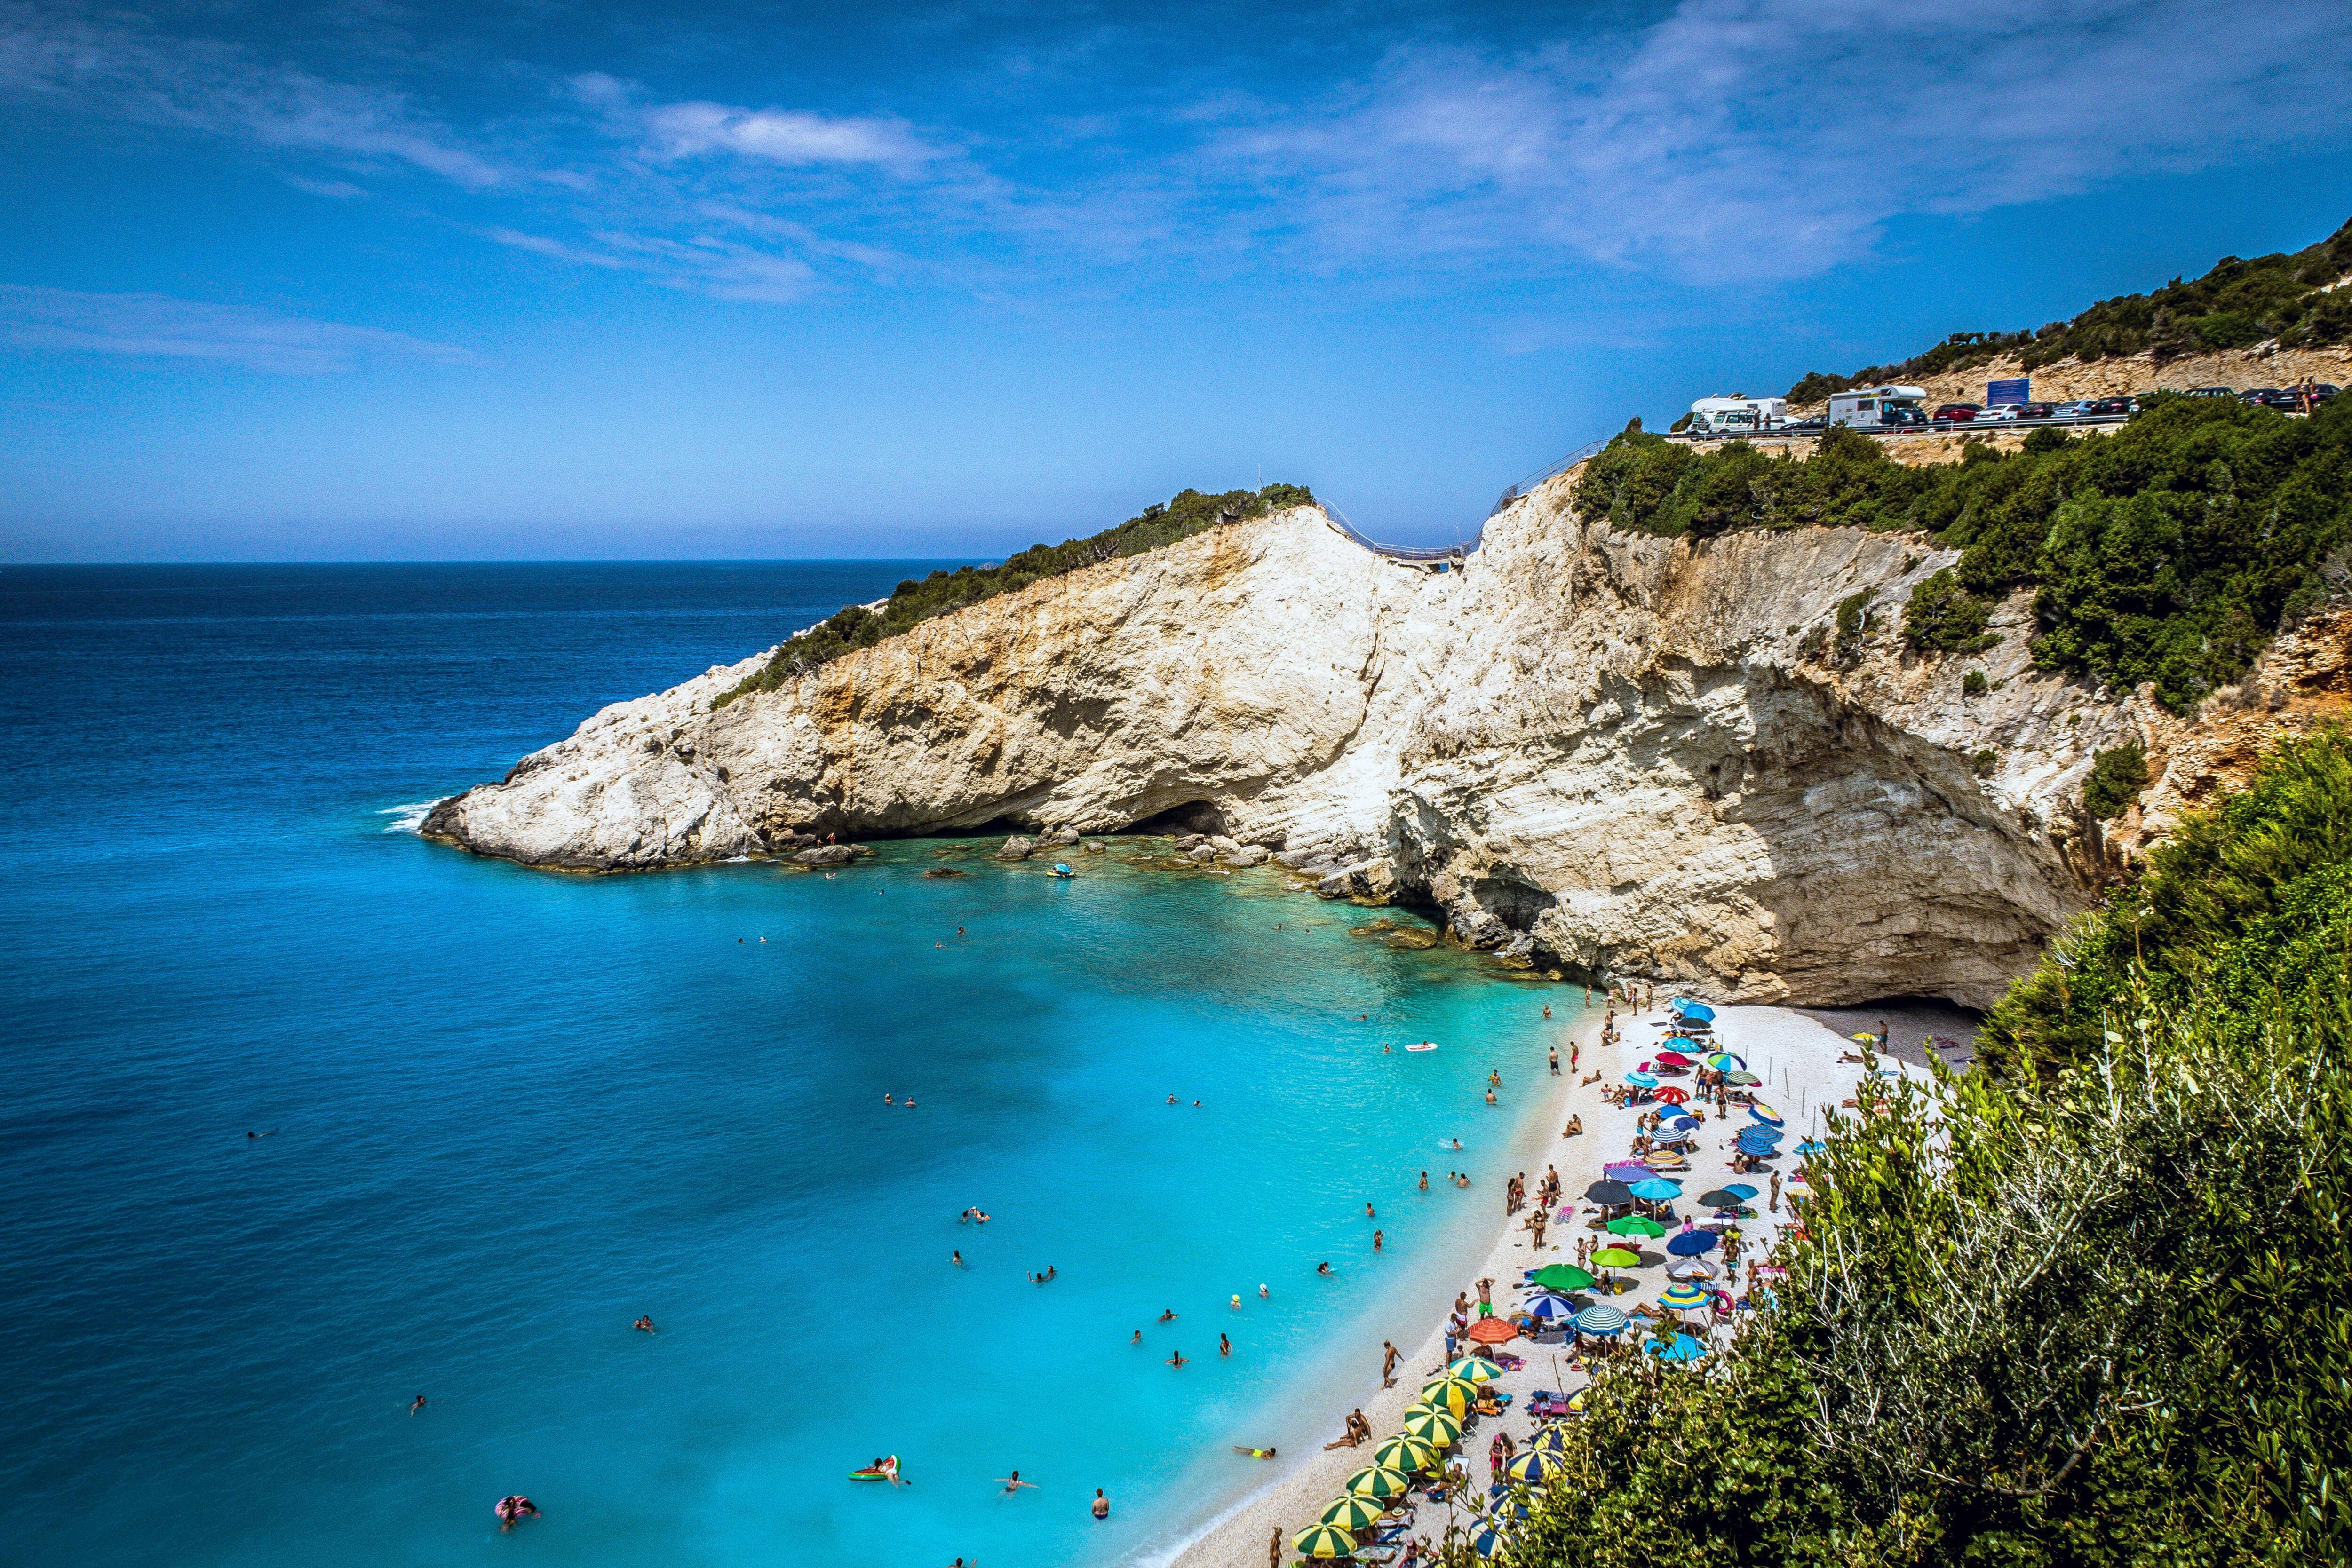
[
  {"left": 1659, "top": 1280, "right": 1713, "bottom": 1311},
  {"left": 1320, "top": 1496, "right": 1385, "bottom": 1531},
  {"left": 1591, "top": 1246, "right": 1641, "bottom": 1268},
  {"left": 1705, "top": 1052, "right": 1745, "bottom": 1070},
  {"left": 1447, "top": 1356, "right": 1503, "bottom": 1385},
  {"left": 1402, "top": 1406, "right": 1462, "bottom": 1447},
  {"left": 1344, "top": 1465, "right": 1411, "bottom": 1500},
  {"left": 1294, "top": 1523, "right": 1359, "bottom": 1558},
  {"left": 1606, "top": 1215, "right": 1666, "bottom": 1238},
  {"left": 1504, "top": 1448, "right": 1567, "bottom": 1484},
  {"left": 1749, "top": 1103, "right": 1784, "bottom": 1125},
  {"left": 1372, "top": 1435, "right": 1439, "bottom": 1474}
]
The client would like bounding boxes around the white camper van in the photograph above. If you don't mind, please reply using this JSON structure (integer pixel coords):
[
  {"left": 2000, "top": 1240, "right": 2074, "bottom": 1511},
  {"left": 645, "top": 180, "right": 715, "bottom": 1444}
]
[
  {"left": 1825, "top": 385, "right": 1929, "bottom": 429},
  {"left": 1685, "top": 396, "right": 1787, "bottom": 437}
]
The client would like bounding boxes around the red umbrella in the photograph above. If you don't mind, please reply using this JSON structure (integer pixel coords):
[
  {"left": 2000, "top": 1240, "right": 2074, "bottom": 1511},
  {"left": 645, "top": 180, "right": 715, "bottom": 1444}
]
[
  {"left": 1463, "top": 1316, "right": 1519, "bottom": 1345},
  {"left": 1653, "top": 1085, "right": 1689, "bottom": 1106},
  {"left": 1654, "top": 1050, "right": 1693, "bottom": 1068}
]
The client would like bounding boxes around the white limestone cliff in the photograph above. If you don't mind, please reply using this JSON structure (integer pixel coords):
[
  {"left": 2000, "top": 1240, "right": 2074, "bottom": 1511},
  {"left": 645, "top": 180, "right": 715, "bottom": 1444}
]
[{"left": 424, "top": 474, "right": 2177, "bottom": 1009}]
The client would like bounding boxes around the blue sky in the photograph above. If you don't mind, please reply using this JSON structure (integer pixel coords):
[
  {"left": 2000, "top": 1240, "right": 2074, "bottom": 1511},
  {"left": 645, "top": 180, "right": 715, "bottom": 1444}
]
[{"left": 2, "top": 0, "right": 2349, "bottom": 560}]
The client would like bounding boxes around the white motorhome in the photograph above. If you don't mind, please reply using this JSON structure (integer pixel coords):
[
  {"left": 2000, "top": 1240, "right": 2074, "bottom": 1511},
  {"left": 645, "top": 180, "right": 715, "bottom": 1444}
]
[
  {"left": 1826, "top": 385, "right": 1929, "bottom": 429},
  {"left": 1685, "top": 396, "right": 1787, "bottom": 437}
]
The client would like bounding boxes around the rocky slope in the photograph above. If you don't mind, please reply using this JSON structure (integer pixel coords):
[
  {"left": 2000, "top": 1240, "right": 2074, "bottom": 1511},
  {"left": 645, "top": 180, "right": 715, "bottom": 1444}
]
[{"left": 427, "top": 476, "right": 2243, "bottom": 1010}]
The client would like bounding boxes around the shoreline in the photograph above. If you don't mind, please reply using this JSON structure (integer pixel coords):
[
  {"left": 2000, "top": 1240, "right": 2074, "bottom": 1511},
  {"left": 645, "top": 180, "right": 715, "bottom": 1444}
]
[{"left": 1158, "top": 1001, "right": 1900, "bottom": 1568}]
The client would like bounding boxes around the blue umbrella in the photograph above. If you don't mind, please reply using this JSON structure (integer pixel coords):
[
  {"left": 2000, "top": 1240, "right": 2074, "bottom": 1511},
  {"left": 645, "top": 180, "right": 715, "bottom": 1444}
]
[
  {"left": 1723, "top": 1182, "right": 1758, "bottom": 1201},
  {"left": 1796, "top": 1140, "right": 1827, "bottom": 1156},
  {"left": 1666, "top": 1230, "right": 1719, "bottom": 1256},
  {"left": 1471, "top": 1521, "right": 1513, "bottom": 1557},
  {"left": 1645, "top": 1332, "right": 1707, "bottom": 1362},
  {"left": 1624, "top": 1071, "right": 1658, "bottom": 1088},
  {"left": 1572, "top": 1304, "right": 1628, "bottom": 1334},
  {"left": 1669, "top": 1115, "right": 1698, "bottom": 1130},
  {"left": 1628, "top": 1177, "right": 1682, "bottom": 1202},
  {"left": 1671, "top": 998, "right": 1716, "bottom": 1023},
  {"left": 1736, "top": 1129, "right": 1782, "bottom": 1154},
  {"left": 1523, "top": 1293, "right": 1577, "bottom": 1323}
]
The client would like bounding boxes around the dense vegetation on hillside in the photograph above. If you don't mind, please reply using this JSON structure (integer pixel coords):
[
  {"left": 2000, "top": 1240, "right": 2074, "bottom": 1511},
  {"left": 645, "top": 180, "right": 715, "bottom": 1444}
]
[
  {"left": 1787, "top": 215, "right": 2352, "bottom": 404},
  {"left": 1498, "top": 728, "right": 2352, "bottom": 1568},
  {"left": 1571, "top": 396, "right": 2352, "bottom": 712},
  {"left": 711, "top": 483, "right": 1313, "bottom": 708}
]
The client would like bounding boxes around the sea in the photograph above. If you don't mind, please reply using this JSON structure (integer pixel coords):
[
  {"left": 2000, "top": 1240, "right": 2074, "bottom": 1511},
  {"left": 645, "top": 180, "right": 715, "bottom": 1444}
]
[{"left": 0, "top": 564, "right": 1588, "bottom": 1568}]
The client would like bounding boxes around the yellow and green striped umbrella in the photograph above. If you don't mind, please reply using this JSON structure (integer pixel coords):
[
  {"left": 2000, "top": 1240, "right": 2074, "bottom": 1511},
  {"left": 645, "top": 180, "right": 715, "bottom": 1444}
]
[
  {"left": 1446, "top": 1356, "right": 1503, "bottom": 1385},
  {"left": 1420, "top": 1376, "right": 1478, "bottom": 1416},
  {"left": 1401, "top": 1406, "right": 1461, "bottom": 1447},
  {"left": 1371, "top": 1434, "right": 1439, "bottom": 1474},
  {"left": 1293, "top": 1523, "right": 1358, "bottom": 1559},
  {"left": 1344, "top": 1464, "right": 1412, "bottom": 1499},
  {"left": 1319, "top": 1495, "right": 1385, "bottom": 1531}
]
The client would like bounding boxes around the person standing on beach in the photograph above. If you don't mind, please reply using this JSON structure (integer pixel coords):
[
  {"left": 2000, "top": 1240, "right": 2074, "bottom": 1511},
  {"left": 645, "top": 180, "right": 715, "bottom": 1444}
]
[
  {"left": 1770, "top": 1172, "right": 1781, "bottom": 1212},
  {"left": 1477, "top": 1277, "right": 1493, "bottom": 1312},
  {"left": 1382, "top": 1340, "right": 1400, "bottom": 1387},
  {"left": 1270, "top": 1524, "right": 1284, "bottom": 1568}
]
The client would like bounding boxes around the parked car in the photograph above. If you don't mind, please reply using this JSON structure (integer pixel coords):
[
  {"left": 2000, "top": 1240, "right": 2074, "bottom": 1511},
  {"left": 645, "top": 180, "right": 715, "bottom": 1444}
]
[
  {"left": 2086, "top": 397, "right": 2136, "bottom": 417},
  {"left": 2239, "top": 388, "right": 2282, "bottom": 405},
  {"left": 1975, "top": 404, "right": 2023, "bottom": 422},
  {"left": 2048, "top": 400, "right": 2094, "bottom": 420},
  {"left": 2010, "top": 403, "right": 2057, "bottom": 420},
  {"left": 1881, "top": 404, "right": 1930, "bottom": 427},
  {"left": 2183, "top": 385, "right": 2236, "bottom": 398},
  {"left": 2310, "top": 383, "right": 2341, "bottom": 402},
  {"left": 1933, "top": 404, "right": 1981, "bottom": 423},
  {"left": 1781, "top": 416, "right": 1828, "bottom": 435}
]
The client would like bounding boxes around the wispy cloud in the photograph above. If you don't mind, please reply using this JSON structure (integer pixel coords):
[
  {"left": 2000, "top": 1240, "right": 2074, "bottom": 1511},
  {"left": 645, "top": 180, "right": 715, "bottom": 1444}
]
[
  {"left": 570, "top": 72, "right": 942, "bottom": 171},
  {"left": 484, "top": 226, "right": 817, "bottom": 302},
  {"left": 1211, "top": 0, "right": 2352, "bottom": 278},
  {"left": 0, "top": 285, "right": 469, "bottom": 373},
  {"left": 0, "top": 2, "right": 508, "bottom": 187}
]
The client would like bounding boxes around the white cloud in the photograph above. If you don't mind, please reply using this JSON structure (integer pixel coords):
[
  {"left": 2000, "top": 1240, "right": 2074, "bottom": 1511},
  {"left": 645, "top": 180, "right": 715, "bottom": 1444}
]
[
  {"left": 1216, "top": 0, "right": 2352, "bottom": 278},
  {"left": 485, "top": 226, "right": 817, "bottom": 302},
  {"left": 569, "top": 72, "right": 941, "bottom": 171},
  {"left": 0, "top": 3, "right": 508, "bottom": 187},
  {"left": 0, "top": 285, "right": 470, "bottom": 373},
  {"left": 283, "top": 174, "right": 367, "bottom": 199}
]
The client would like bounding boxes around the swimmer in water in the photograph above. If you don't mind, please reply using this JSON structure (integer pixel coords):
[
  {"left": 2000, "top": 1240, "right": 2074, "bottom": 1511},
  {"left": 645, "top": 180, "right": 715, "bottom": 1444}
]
[
  {"left": 634, "top": 1315, "right": 656, "bottom": 1334},
  {"left": 1159, "top": 1308, "right": 1178, "bottom": 1322},
  {"left": 410, "top": 1394, "right": 426, "bottom": 1416},
  {"left": 1365, "top": 1201, "right": 1376, "bottom": 1219},
  {"left": 1372, "top": 1229, "right": 1383, "bottom": 1251},
  {"left": 1232, "top": 1446, "right": 1278, "bottom": 1459},
  {"left": 1168, "top": 1350, "right": 1187, "bottom": 1368},
  {"left": 1220, "top": 1333, "right": 1232, "bottom": 1356},
  {"left": 1452, "top": 1138, "right": 1463, "bottom": 1150},
  {"left": 1543, "top": 1005, "right": 1551, "bottom": 1018},
  {"left": 1230, "top": 1294, "right": 1241, "bottom": 1310},
  {"left": 246, "top": 1129, "right": 277, "bottom": 1140},
  {"left": 1419, "top": 1171, "right": 1429, "bottom": 1190},
  {"left": 1258, "top": 1283, "right": 1269, "bottom": 1299},
  {"left": 1486, "top": 1088, "right": 1497, "bottom": 1104},
  {"left": 1131, "top": 1329, "right": 1143, "bottom": 1345},
  {"left": 952, "top": 1250, "right": 964, "bottom": 1267},
  {"left": 884, "top": 1093, "right": 893, "bottom": 1105},
  {"left": 1316, "top": 1261, "right": 1333, "bottom": 1277},
  {"left": 998, "top": 1471, "right": 1037, "bottom": 1495},
  {"left": 1168, "top": 1094, "right": 1179, "bottom": 1105}
]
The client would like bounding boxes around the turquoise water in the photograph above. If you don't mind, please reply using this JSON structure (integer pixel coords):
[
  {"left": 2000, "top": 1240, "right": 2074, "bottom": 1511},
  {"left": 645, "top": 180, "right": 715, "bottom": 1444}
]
[{"left": 0, "top": 566, "right": 1584, "bottom": 1568}]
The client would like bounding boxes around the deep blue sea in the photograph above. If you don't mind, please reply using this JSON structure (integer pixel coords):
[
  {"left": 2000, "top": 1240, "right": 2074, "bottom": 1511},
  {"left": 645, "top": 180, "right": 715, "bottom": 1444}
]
[{"left": 0, "top": 565, "right": 1586, "bottom": 1568}]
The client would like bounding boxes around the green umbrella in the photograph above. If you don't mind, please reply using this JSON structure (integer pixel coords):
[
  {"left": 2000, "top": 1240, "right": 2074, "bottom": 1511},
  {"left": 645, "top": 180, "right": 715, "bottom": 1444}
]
[
  {"left": 1606, "top": 1215, "right": 1666, "bottom": 1239},
  {"left": 1591, "top": 1246, "right": 1642, "bottom": 1268},
  {"left": 1531, "top": 1263, "right": 1596, "bottom": 1292},
  {"left": 1344, "top": 1465, "right": 1412, "bottom": 1500},
  {"left": 1372, "top": 1434, "right": 1439, "bottom": 1474},
  {"left": 1294, "top": 1523, "right": 1359, "bottom": 1558},
  {"left": 1446, "top": 1356, "right": 1503, "bottom": 1385},
  {"left": 1319, "top": 1495, "right": 1385, "bottom": 1531},
  {"left": 1401, "top": 1406, "right": 1462, "bottom": 1447},
  {"left": 1420, "top": 1377, "right": 1477, "bottom": 1417}
]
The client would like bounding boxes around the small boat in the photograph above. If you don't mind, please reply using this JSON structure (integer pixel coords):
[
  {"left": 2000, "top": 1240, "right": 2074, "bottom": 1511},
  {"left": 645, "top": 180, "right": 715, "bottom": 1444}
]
[{"left": 1049, "top": 863, "right": 1075, "bottom": 878}]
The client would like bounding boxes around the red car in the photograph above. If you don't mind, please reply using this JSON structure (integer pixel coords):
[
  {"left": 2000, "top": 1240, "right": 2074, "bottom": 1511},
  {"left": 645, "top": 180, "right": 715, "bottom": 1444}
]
[{"left": 1932, "top": 404, "right": 1981, "bottom": 423}]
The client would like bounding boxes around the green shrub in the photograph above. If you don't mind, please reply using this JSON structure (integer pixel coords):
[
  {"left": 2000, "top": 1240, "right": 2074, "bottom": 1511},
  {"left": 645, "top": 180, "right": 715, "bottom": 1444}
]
[
  {"left": 1835, "top": 588, "right": 1874, "bottom": 642},
  {"left": 1962, "top": 668, "right": 1987, "bottom": 696},
  {"left": 1904, "top": 568, "right": 1999, "bottom": 653},
  {"left": 2082, "top": 740, "right": 2152, "bottom": 821},
  {"left": 1509, "top": 727, "right": 2352, "bottom": 1568},
  {"left": 2023, "top": 424, "right": 2071, "bottom": 455},
  {"left": 710, "top": 483, "right": 1311, "bottom": 707},
  {"left": 1971, "top": 746, "right": 1996, "bottom": 776}
]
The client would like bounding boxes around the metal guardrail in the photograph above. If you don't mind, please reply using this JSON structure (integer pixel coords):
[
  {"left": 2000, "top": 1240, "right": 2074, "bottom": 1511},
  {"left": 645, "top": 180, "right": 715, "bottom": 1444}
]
[{"left": 1320, "top": 501, "right": 1472, "bottom": 563}]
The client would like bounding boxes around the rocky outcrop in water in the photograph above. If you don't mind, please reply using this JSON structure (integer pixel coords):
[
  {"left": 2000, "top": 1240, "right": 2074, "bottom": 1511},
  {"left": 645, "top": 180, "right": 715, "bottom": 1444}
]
[{"left": 422, "top": 476, "right": 2333, "bottom": 1009}]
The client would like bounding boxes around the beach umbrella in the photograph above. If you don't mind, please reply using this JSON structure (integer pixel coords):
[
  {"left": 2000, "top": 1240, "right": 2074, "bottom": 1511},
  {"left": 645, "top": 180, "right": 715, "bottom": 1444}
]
[
  {"left": 1294, "top": 1523, "right": 1359, "bottom": 1558},
  {"left": 1402, "top": 1407, "right": 1462, "bottom": 1447},
  {"left": 1624, "top": 1071, "right": 1658, "bottom": 1089},
  {"left": 1725, "top": 1070, "right": 1762, "bottom": 1086},
  {"left": 1667, "top": 1259, "right": 1716, "bottom": 1281},
  {"left": 1373, "top": 1435, "right": 1440, "bottom": 1474},
  {"left": 1532, "top": 1263, "right": 1597, "bottom": 1292},
  {"left": 1723, "top": 1183, "right": 1758, "bottom": 1201},
  {"left": 1421, "top": 1377, "right": 1478, "bottom": 1416},
  {"left": 1654, "top": 1050, "right": 1693, "bottom": 1068},
  {"left": 1606, "top": 1215, "right": 1666, "bottom": 1239},
  {"left": 1645, "top": 1333, "right": 1708, "bottom": 1363},
  {"left": 1464, "top": 1316, "right": 1519, "bottom": 1346},
  {"left": 1654, "top": 1085, "right": 1690, "bottom": 1106},
  {"left": 1629, "top": 1177, "right": 1682, "bottom": 1202},
  {"left": 1672, "top": 998, "right": 1716, "bottom": 1023},
  {"left": 1527, "top": 1423, "right": 1572, "bottom": 1452},
  {"left": 1448, "top": 1355, "right": 1503, "bottom": 1383},
  {"left": 1602, "top": 1161, "right": 1653, "bottom": 1180},
  {"left": 1668, "top": 1114, "right": 1699, "bottom": 1130},
  {"left": 1796, "top": 1140, "right": 1826, "bottom": 1156},
  {"left": 1522, "top": 1294, "right": 1577, "bottom": 1325},
  {"left": 1704, "top": 1052, "right": 1745, "bottom": 1070},
  {"left": 1590, "top": 1246, "right": 1642, "bottom": 1268},
  {"left": 1749, "top": 1103, "right": 1784, "bottom": 1125},
  {"left": 1850, "top": 1032, "right": 1878, "bottom": 1043},
  {"left": 1696, "top": 1188, "right": 1745, "bottom": 1209},
  {"left": 1470, "top": 1521, "right": 1512, "bottom": 1558},
  {"left": 1659, "top": 1280, "right": 1712, "bottom": 1311},
  {"left": 1581, "top": 1180, "right": 1633, "bottom": 1207},
  {"left": 1320, "top": 1496, "right": 1386, "bottom": 1531},
  {"left": 1344, "top": 1465, "right": 1412, "bottom": 1500},
  {"left": 1735, "top": 1130, "right": 1782, "bottom": 1156},
  {"left": 1572, "top": 1304, "right": 1629, "bottom": 1334},
  {"left": 1505, "top": 1448, "right": 1567, "bottom": 1484},
  {"left": 1667, "top": 1231, "right": 1719, "bottom": 1257}
]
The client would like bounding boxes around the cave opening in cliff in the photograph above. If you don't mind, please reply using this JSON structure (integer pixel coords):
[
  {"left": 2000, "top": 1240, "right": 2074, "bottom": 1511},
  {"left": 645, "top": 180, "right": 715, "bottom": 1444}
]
[{"left": 1120, "top": 800, "right": 1229, "bottom": 837}]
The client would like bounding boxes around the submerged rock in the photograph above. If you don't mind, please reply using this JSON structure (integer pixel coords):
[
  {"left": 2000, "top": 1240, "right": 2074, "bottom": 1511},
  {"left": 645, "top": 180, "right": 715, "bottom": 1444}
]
[
  {"left": 1221, "top": 844, "right": 1271, "bottom": 867},
  {"left": 1081, "top": 839, "right": 1107, "bottom": 854},
  {"left": 923, "top": 866, "right": 966, "bottom": 879},
  {"left": 1386, "top": 927, "right": 1441, "bottom": 950}
]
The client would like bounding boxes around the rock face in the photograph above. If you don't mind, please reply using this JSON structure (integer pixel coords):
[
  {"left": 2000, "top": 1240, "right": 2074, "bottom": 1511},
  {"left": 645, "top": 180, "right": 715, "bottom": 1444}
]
[{"left": 422, "top": 484, "right": 2324, "bottom": 1009}]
